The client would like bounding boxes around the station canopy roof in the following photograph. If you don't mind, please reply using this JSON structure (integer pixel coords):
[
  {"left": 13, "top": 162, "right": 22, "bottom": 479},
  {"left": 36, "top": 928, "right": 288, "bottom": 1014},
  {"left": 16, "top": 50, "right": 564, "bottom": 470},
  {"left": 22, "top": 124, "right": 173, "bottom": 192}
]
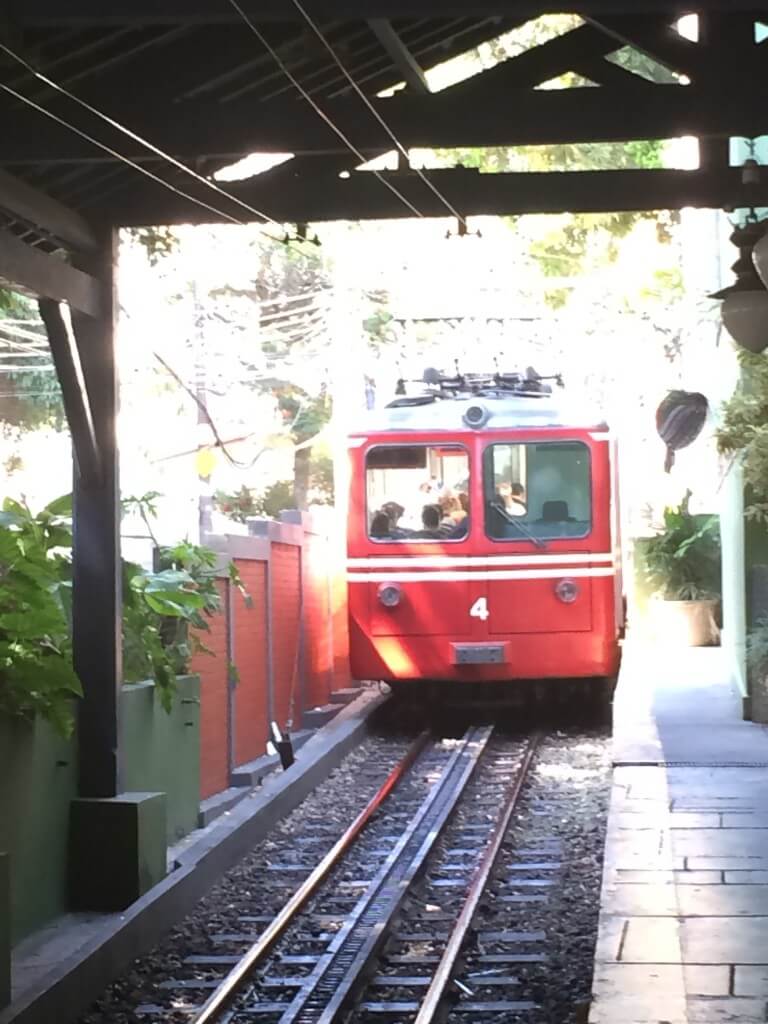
[{"left": 2, "top": 0, "right": 768, "bottom": 242}]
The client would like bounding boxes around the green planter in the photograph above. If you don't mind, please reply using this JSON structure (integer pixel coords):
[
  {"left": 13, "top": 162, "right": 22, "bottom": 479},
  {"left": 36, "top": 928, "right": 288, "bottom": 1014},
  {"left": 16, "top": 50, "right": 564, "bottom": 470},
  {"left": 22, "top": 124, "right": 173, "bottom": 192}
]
[
  {"left": 121, "top": 675, "right": 201, "bottom": 843},
  {"left": 0, "top": 674, "right": 200, "bottom": 947},
  {"left": 0, "top": 712, "right": 77, "bottom": 944}
]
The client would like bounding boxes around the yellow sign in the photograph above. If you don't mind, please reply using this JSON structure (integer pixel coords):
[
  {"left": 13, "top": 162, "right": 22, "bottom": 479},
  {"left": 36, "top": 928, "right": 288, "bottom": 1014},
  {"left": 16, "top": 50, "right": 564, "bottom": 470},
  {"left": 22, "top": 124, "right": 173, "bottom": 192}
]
[{"left": 195, "top": 447, "right": 216, "bottom": 478}]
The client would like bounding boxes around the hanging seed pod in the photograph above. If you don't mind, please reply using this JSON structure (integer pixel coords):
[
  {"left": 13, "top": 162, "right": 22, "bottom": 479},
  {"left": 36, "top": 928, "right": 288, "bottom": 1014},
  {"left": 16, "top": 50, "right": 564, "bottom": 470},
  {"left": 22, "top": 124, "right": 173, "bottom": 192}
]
[{"left": 655, "top": 390, "right": 709, "bottom": 473}]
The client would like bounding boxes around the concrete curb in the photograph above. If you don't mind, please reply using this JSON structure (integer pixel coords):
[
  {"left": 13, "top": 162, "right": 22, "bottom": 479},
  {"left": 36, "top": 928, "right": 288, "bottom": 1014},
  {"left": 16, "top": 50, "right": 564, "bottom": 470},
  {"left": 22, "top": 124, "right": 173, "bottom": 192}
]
[{"left": 1, "top": 688, "right": 387, "bottom": 1024}]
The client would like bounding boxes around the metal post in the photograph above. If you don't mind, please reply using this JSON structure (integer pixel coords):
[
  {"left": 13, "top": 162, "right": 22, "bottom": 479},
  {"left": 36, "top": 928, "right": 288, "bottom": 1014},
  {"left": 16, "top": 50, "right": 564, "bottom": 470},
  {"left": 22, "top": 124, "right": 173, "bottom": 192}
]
[
  {"left": 296, "top": 534, "right": 306, "bottom": 723},
  {"left": 225, "top": 579, "right": 236, "bottom": 776},
  {"left": 265, "top": 546, "right": 275, "bottom": 731},
  {"left": 70, "top": 227, "right": 121, "bottom": 798}
]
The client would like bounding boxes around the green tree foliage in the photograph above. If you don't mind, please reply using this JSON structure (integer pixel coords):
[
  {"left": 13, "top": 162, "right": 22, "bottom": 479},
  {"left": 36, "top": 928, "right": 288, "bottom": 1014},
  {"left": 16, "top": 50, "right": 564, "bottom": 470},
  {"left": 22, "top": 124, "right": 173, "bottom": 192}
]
[
  {"left": 428, "top": 26, "right": 680, "bottom": 307},
  {"left": 642, "top": 490, "right": 721, "bottom": 601},
  {"left": 211, "top": 235, "right": 335, "bottom": 507},
  {"left": 0, "top": 289, "right": 65, "bottom": 431},
  {"left": 0, "top": 494, "right": 80, "bottom": 735},
  {"left": 716, "top": 351, "right": 768, "bottom": 523},
  {"left": 0, "top": 491, "right": 247, "bottom": 732}
]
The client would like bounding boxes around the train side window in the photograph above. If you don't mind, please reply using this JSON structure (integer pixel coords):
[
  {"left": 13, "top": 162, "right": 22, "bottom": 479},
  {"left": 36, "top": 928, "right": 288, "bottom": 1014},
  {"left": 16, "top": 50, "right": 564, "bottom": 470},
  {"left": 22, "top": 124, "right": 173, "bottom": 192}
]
[
  {"left": 365, "top": 444, "right": 470, "bottom": 543},
  {"left": 483, "top": 441, "right": 591, "bottom": 541}
]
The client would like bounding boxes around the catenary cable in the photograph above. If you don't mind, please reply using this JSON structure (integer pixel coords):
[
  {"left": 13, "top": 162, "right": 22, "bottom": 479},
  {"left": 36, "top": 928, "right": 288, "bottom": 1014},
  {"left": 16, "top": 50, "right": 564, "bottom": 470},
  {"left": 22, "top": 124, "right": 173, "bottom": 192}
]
[
  {"left": 226, "top": 0, "right": 425, "bottom": 219},
  {"left": 288, "top": 0, "right": 467, "bottom": 225},
  {"left": 0, "top": 41, "right": 297, "bottom": 238}
]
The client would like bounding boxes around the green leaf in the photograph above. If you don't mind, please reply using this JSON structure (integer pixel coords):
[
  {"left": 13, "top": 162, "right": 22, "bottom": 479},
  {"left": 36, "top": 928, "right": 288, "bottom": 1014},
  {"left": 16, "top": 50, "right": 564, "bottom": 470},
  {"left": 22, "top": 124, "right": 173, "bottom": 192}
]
[{"left": 44, "top": 494, "right": 73, "bottom": 517}]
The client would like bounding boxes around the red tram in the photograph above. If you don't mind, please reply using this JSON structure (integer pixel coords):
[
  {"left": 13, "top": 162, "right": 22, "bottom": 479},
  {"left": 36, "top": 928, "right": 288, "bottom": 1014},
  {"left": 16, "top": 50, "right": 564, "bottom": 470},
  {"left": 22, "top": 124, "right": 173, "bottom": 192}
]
[{"left": 346, "top": 369, "right": 624, "bottom": 688}]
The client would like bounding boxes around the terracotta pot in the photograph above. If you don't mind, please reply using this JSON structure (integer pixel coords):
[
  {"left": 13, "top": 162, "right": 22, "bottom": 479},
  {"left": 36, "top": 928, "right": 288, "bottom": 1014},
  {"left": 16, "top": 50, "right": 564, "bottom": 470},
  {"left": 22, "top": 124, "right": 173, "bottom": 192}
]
[{"left": 648, "top": 598, "right": 720, "bottom": 647}]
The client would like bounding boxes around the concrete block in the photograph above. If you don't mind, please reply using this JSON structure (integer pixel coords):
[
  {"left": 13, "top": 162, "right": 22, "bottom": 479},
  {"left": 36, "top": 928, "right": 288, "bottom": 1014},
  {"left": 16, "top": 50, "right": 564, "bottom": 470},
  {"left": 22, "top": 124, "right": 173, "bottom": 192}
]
[
  {"left": 302, "top": 705, "right": 341, "bottom": 729},
  {"left": 329, "top": 688, "right": 362, "bottom": 705},
  {"left": 69, "top": 793, "right": 166, "bottom": 911},
  {"left": 0, "top": 853, "right": 9, "bottom": 1009}
]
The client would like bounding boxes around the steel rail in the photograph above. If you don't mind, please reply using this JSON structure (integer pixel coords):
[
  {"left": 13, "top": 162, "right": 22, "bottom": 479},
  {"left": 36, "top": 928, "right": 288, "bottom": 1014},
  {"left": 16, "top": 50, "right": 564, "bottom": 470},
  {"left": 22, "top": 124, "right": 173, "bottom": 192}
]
[
  {"left": 191, "top": 730, "right": 430, "bottom": 1024},
  {"left": 413, "top": 732, "right": 542, "bottom": 1024},
  {"left": 278, "top": 725, "right": 494, "bottom": 1024}
]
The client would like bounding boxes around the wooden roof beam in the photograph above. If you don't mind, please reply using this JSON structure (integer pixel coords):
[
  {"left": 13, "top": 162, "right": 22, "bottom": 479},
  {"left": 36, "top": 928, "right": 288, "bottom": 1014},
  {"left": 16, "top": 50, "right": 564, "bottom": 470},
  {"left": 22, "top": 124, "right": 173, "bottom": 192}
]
[
  {"left": 0, "top": 167, "right": 98, "bottom": 251},
  {"left": 13, "top": 1, "right": 768, "bottom": 25},
  {"left": 368, "top": 19, "right": 430, "bottom": 94},
  {"left": 0, "top": 229, "right": 101, "bottom": 315},
  {"left": 97, "top": 166, "right": 768, "bottom": 224},
  {"left": 4, "top": 82, "right": 765, "bottom": 162}
]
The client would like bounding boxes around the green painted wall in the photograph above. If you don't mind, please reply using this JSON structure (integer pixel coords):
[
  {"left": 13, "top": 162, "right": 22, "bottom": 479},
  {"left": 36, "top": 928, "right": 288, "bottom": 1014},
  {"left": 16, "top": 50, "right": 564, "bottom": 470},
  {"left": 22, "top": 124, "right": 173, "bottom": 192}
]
[
  {"left": 120, "top": 675, "right": 201, "bottom": 844},
  {"left": 0, "top": 853, "right": 9, "bottom": 1008},
  {"left": 0, "top": 713, "right": 78, "bottom": 944},
  {"left": 0, "top": 675, "right": 200, "bottom": 947}
]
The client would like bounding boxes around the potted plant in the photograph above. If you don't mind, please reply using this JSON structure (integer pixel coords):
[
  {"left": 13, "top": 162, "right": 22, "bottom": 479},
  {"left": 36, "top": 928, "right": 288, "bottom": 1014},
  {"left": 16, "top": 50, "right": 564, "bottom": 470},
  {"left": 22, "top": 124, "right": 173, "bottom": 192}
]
[
  {"left": 746, "top": 619, "right": 768, "bottom": 723},
  {"left": 642, "top": 490, "right": 721, "bottom": 647}
]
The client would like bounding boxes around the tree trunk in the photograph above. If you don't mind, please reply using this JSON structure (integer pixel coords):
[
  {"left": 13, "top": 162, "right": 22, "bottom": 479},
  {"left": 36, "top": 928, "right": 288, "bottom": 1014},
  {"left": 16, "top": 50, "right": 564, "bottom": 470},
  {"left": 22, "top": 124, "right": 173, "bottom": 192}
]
[{"left": 294, "top": 447, "right": 311, "bottom": 510}]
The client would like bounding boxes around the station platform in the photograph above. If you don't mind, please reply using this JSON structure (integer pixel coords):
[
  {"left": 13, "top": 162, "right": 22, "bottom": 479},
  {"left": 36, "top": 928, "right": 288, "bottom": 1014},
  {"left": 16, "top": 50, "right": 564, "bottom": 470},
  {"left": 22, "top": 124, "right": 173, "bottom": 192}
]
[{"left": 590, "top": 642, "right": 768, "bottom": 1023}]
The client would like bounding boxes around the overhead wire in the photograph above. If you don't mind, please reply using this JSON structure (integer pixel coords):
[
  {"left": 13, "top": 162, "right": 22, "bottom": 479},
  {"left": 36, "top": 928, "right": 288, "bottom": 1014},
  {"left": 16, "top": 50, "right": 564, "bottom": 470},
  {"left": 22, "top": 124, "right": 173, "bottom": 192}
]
[
  {"left": 0, "top": 42, "right": 322, "bottom": 247},
  {"left": 0, "top": 81, "right": 249, "bottom": 229},
  {"left": 287, "top": 0, "right": 468, "bottom": 226},
  {"left": 225, "top": 0, "right": 426, "bottom": 220}
]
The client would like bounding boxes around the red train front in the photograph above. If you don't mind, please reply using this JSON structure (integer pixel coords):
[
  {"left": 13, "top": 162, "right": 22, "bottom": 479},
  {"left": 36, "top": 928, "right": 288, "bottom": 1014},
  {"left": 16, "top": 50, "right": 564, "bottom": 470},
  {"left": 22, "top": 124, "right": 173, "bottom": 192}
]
[{"left": 346, "top": 370, "right": 623, "bottom": 687}]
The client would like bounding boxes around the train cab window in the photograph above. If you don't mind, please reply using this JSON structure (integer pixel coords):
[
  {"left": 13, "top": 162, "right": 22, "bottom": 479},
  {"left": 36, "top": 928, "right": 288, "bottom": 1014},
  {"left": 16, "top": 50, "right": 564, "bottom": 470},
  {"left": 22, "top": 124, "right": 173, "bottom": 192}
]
[
  {"left": 366, "top": 444, "right": 470, "bottom": 542},
  {"left": 483, "top": 441, "right": 591, "bottom": 541}
]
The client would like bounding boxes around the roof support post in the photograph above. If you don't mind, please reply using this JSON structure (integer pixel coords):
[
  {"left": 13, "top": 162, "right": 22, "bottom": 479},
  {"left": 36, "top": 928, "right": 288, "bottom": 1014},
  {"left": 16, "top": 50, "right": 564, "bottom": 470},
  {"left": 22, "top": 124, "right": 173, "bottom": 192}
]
[
  {"left": 69, "top": 228, "right": 122, "bottom": 799},
  {"left": 38, "top": 299, "right": 102, "bottom": 485}
]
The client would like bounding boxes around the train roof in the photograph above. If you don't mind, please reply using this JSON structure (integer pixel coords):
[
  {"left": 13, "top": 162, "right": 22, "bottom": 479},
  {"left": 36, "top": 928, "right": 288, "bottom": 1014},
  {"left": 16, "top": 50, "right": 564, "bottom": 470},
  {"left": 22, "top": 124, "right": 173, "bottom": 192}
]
[{"left": 351, "top": 370, "right": 608, "bottom": 435}]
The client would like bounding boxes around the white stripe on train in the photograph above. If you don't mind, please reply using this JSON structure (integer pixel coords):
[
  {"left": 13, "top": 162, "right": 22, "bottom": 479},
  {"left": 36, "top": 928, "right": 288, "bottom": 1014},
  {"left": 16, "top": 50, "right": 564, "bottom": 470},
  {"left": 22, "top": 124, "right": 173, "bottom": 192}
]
[
  {"left": 347, "top": 568, "right": 616, "bottom": 583},
  {"left": 347, "top": 553, "right": 613, "bottom": 569}
]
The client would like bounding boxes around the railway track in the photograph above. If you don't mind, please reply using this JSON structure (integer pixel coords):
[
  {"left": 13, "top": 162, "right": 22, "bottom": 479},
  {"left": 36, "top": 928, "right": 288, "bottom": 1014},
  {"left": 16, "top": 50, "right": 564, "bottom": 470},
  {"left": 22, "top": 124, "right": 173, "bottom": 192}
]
[{"left": 141, "top": 726, "right": 544, "bottom": 1024}]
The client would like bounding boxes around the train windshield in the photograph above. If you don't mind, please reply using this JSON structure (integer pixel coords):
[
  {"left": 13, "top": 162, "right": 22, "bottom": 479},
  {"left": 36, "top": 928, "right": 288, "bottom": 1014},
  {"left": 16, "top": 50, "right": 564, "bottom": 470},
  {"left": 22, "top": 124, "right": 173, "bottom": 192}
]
[
  {"left": 366, "top": 444, "right": 470, "bottom": 542},
  {"left": 483, "top": 441, "right": 591, "bottom": 541}
]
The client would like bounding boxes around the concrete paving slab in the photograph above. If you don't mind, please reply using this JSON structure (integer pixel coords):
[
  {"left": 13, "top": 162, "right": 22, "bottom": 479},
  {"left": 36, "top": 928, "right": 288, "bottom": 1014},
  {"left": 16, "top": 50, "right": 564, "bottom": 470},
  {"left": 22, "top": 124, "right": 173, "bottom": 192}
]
[
  {"left": 613, "top": 813, "right": 722, "bottom": 830},
  {"left": 613, "top": 646, "right": 768, "bottom": 767},
  {"left": 669, "top": 830, "right": 768, "bottom": 857},
  {"left": 722, "top": 814, "right": 768, "bottom": 828},
  {"left": 605, "top": 884, "right": 768, "bottom": 917},
  {"left": 590, "top": 645, "right": 768, "bottom": 1023},
  {"left": 686, "top": 856, "right": 768, "bottom": 871},
  {"left": 614, "top": 870, "right": 722, "bottom": 885},
  {"left": 724, "top": 871, "right": 768, "bottom": 884},
  {"left": 734, "top": 966, "right": 768, "bottom": 997}
]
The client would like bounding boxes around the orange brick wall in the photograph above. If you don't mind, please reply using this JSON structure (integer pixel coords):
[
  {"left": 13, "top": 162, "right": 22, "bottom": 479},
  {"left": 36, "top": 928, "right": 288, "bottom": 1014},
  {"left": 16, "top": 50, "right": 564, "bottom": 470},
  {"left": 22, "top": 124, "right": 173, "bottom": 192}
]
[
  {"left": 192, "top": 519, "right": 352, "bottom": 802},
  {"left": 191, "top": 578, "right": 230, "bottom": 801},
  {"left": 270, "top": 543, "right": 302, "bottom": 730},
  {"left": 303, "top": 530, "right": 333, "bottom": 709},
  {"left": 232, "top": 559, "right": 269, "bottom": 767}
]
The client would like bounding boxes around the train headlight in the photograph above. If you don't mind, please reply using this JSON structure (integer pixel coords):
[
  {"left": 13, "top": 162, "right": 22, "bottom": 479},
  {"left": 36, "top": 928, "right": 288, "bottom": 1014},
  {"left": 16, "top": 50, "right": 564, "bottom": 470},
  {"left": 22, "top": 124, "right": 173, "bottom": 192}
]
[
  {"left": 555, "top": 578, "right": 579, "bottom": 604},
  {"left": 378, "top": 582, "right": 402, "bottom": 608}
]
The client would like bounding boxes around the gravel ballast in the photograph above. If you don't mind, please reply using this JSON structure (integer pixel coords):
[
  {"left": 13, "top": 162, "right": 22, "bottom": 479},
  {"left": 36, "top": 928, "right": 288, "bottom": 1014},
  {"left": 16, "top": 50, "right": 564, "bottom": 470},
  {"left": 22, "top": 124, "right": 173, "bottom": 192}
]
[{"left": 75, "top": 724, "right": 612, "bottom": 1024}]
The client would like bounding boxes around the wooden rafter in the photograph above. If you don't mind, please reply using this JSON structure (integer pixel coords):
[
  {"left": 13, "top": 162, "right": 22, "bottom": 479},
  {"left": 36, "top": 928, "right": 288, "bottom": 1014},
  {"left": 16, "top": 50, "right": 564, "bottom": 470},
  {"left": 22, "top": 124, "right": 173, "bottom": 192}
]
[{"left": 368, "top": 19, "right": 430, "bottom": 93}]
